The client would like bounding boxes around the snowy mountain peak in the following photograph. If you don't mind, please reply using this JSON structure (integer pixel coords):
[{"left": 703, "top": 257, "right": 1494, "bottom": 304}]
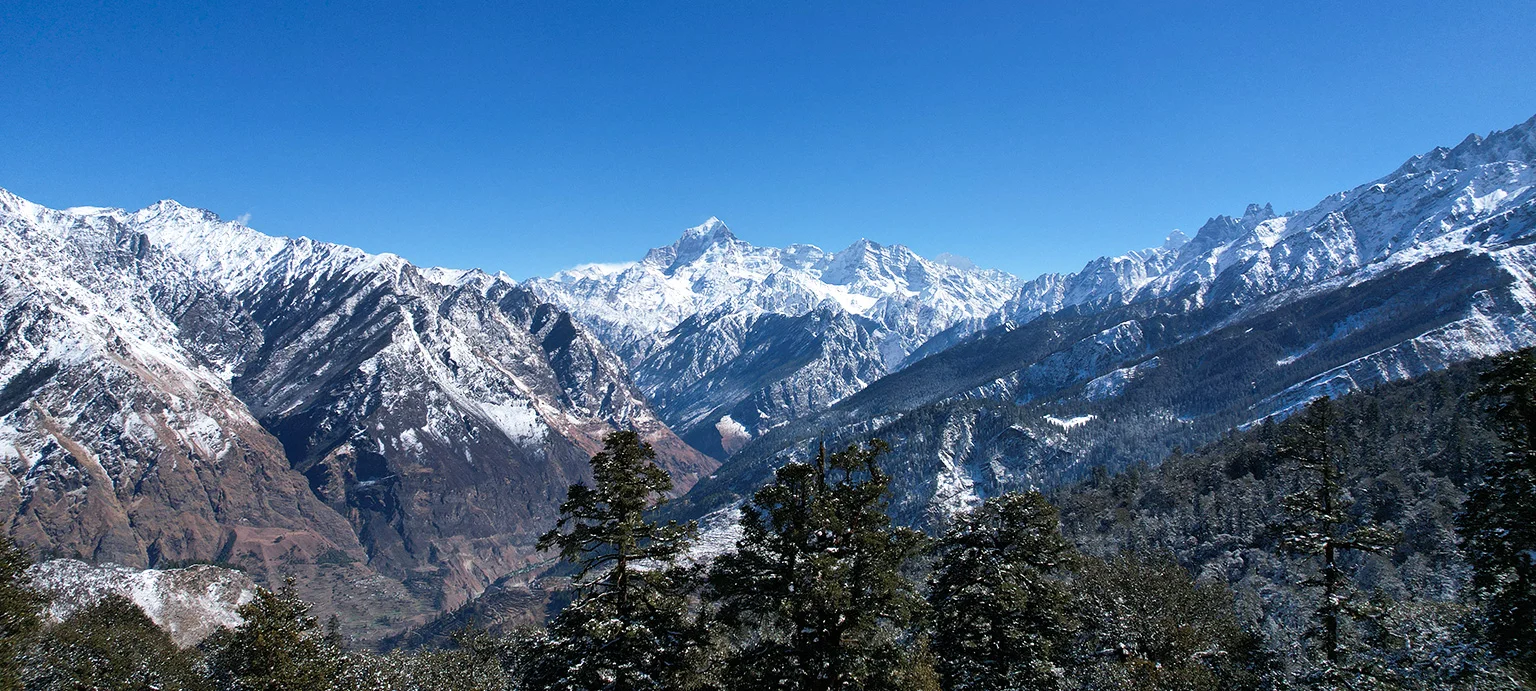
[
  {"left": 1162, "top": 229, "right": 1190, "bottom": 250},
  {"left": 644, "top": 217, "right": 742, "bottom": 270},
  {"left": 1241, "top": 202, "right": 1277, "bottom": 226},
  {"left": 135, "top": 198, "right": 221, "bottom": 226},
  {"left": 529, "top": 217, "right": 1022, "bottom": 373},
  {"left": 1391, "top": 113, "right": 1536, "bottom": 178},
  {"left": 999, "top": 112, "right": 1536, "bottom": 331},
  {"left": 692, "top": 215, "right": 729, "bottom": 236}
]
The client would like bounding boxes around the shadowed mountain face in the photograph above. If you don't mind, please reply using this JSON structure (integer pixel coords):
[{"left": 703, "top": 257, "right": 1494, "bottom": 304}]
[
  {"left": 0, "top": 191, "right": 714, "bottom": 642},
  {"left": 674, "top": 113, "right": 1536, "bottom": 532}
]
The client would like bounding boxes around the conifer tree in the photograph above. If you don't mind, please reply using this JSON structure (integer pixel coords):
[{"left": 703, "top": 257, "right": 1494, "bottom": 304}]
[
  {"left": 706, "top": 440, "right": 934, "bottom": 691},
  {"left": 0, "top": 537, "right": 39, "bottom": 691},
  {"left": 928, "top": 492, "right": 1074, "bottom": 691},
  {"left": 1066, "top": 554, "right": 1267, "bottom": 690},
  {"left": 530, "top": 430, "right": 699, "bottom": 691},
  {"left": 201, "top": 577, "right": 347, "bottom": 691},
  {"left": 1274, "top": 397, "right": 1398, "bottom": 685},
  {"left": 1460, "top": 348, "right": 1536, "bottom": 675}
]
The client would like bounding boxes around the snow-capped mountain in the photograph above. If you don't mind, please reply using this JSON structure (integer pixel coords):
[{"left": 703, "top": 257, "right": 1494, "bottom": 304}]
[
  {"left": 675, "top": 113, "right": 1536, "bottom": 530},
  {"left": 0, "top": 190, "right": 713, "bottom": 641},
  {"left": 528, "top": 219, "right": 1019, "bottom": 456},
  {"left": 995, "top": 114, "right": 1536, "bottom": 328}
]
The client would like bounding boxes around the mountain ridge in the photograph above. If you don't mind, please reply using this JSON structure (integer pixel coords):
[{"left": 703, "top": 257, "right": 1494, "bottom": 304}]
[
  {"left": 0, "top": 190, "right": 714, "bottom": 642},
  {"left": 671, "top": 112, "right": 1536, "bottom": 533}
]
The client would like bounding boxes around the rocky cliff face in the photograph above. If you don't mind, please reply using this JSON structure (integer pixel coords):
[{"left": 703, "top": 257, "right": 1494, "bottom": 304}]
[{"left": 0, "top": 191, "right": 714, "bottom": 641}]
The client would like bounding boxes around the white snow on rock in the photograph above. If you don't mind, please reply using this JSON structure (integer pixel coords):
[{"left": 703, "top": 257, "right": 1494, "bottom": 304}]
[
  {"left": 714, "top": 414, "right": 752, "bottom": 454},
  {"left": 528, "top": 218, "right": 1021, "bottom": 370},
  {"left": 1043, "top": 414, "right": 1096, "bottom": 430},
  {"left": 1083, "top": 358, "right": 1160, "bottom": 401},
  {"left": 28, "top": 559, "right": 256, "bottom": 648}
]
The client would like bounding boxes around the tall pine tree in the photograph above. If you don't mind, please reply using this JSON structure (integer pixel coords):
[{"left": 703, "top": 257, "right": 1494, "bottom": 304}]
[
  {"left": 928, "top": 492, "right": 1074, "bottom": 691},
  {"left": 1460, "top": 348, "right": 1536, "bottom": 676},
  {"left": 706, "top": 440, "right": 934, "bottom": 691},
  {"left": 531, "top": 430, "right": 699, "bottom": 691},
  {"left": 1274, "top": 397, "right": 1398, "bottom": 686}
]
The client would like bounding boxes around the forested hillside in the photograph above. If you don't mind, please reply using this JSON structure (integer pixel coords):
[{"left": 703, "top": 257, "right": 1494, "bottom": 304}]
[
  {"left": 1055, "top": 356, "right": 1516, "bottom": 685},
  {"left": 2, "top": 355, "right": 1530, "bottom": 689}
]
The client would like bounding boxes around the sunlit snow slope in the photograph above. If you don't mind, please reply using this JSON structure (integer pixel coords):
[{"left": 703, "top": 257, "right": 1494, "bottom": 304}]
[{"left": 528, "top": 219, "right": 1020, "bottom": 457}]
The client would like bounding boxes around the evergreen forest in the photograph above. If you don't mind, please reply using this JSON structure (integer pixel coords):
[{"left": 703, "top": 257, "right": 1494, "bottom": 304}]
[{"left": 2, "top": 352, "right": 1533, "bottom": 690}]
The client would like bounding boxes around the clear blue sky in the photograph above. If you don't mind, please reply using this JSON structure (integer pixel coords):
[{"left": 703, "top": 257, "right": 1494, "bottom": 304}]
[{"left": 3, "top": 1, "right": 1535, "bottom": 281}]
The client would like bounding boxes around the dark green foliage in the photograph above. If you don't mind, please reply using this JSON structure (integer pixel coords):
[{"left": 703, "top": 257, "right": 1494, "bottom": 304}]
[
  {"left": 4, "top": 358, "right": 1535, "bottom": 688},
  {"left": 341, "top": 626, "right": 544, "bottom": 690},
  {"left": 530, "top": 430, "right": 700, "bottom": 691},
  {"left": 1274, "top": 398, "right": 1399, "bottom": 678},
  {"left": 200, "top": 578, "right": 348, "bottom": 691},
  {"left": 1066, "top": 553, "right": 1269, "bottom": 690},
  {"left": 0, "top": 538, "right": 38, "bottom": 691},
  {"left": 706, "top": 440, "right": 935, "bottom": 690},
  {"left": 26, "top": 594, "right": 205, "bottom": 691},
  {"left": 1460, "top": 348, "right": 1536, "bottom": 675},
  {"left": 1052, "top": 359, "right": 1516, "bottom": 686},
  {"left": 928, "top": 492, "right": 1074, "bottom": 690}
]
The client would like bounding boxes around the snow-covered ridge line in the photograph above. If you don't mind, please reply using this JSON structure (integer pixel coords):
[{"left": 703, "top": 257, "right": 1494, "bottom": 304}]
[
  {"left": 29, "top": 559, "right": 256, "bottom": 648},
  {"left": 995, "top": 114, "right": 1536, "bottom": 330},
  {"left": 524, "top": 216, "right": 1024, "bottom": 456},
  {"left": 528, "top": 216, "right": 1022, "bottom": 369}
]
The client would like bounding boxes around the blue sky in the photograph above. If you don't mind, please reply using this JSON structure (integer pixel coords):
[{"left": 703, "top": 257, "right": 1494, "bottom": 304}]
[{"left": 3, "top": 1, "right": 1535, "bottom": 280}]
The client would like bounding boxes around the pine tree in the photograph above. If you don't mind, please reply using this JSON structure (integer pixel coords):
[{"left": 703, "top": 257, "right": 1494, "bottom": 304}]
[
  {"left": 530, "top": 430, "right": 699, "bottom": 691},
  {"left": 0, "top": 537, "right": 39, "bottom": 691},
  {"left": 1274, "top": 398, "right": 1398, "bottom": 686},
  {"left": 200, "top": 577, "right": 347, "bottom": 691},
  {"left": 928, "top": 492, "right": 1074, "bottom": 691},
  {"left": 1460, "top": 348, "right": 1536, "bottom": 676},
  {"left": 706, "top": 440, "right": 934, "bottom": 691}
]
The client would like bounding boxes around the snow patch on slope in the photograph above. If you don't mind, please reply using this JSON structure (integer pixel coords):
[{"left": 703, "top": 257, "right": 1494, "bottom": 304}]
[{"left": 29, "top": 559, "right": 256, "bottom": 647}]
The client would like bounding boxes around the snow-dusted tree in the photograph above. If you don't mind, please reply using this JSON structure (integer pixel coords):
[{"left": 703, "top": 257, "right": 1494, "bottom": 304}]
[
  {"left": 0, "top": 537, "right": 39, "bottom": 691},
  {"left": 1461, "top": 348, "right": 1536, "bottom": 676},
  {"left": 341, "top": 626, "right": 544, "bottom": 690},
  {"left": 928, "top": 491, "right": 1073, "bottom": 691},
  {"left": 706, "top": 440, "right": 935, "bottom": 691},
  {"left": 200, "top": 578, "right": 347, "bottom": 691},
  {"left": 1066, "top": 553, "right": 1268, "bottom": 690},
  {"left": 530, "top": 430, "right": 699, "bottom": 691},
  {"left": 1274, "top": 397, "right": 1399, "bottom": 686}
]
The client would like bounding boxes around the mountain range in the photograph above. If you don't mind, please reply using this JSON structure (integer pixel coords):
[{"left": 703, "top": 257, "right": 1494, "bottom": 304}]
[
  {"left": 671, "top": 112, "right": 1536, "bottom": 530},
  {"left": 526, "top": 219, "right": 1020, "bottom": 456},
  {"left": 2, "top": 112, "right": 1534, "bottom": 642},
  {"left": 0, "top": 191, "right": 712, "bottom": 641}
]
